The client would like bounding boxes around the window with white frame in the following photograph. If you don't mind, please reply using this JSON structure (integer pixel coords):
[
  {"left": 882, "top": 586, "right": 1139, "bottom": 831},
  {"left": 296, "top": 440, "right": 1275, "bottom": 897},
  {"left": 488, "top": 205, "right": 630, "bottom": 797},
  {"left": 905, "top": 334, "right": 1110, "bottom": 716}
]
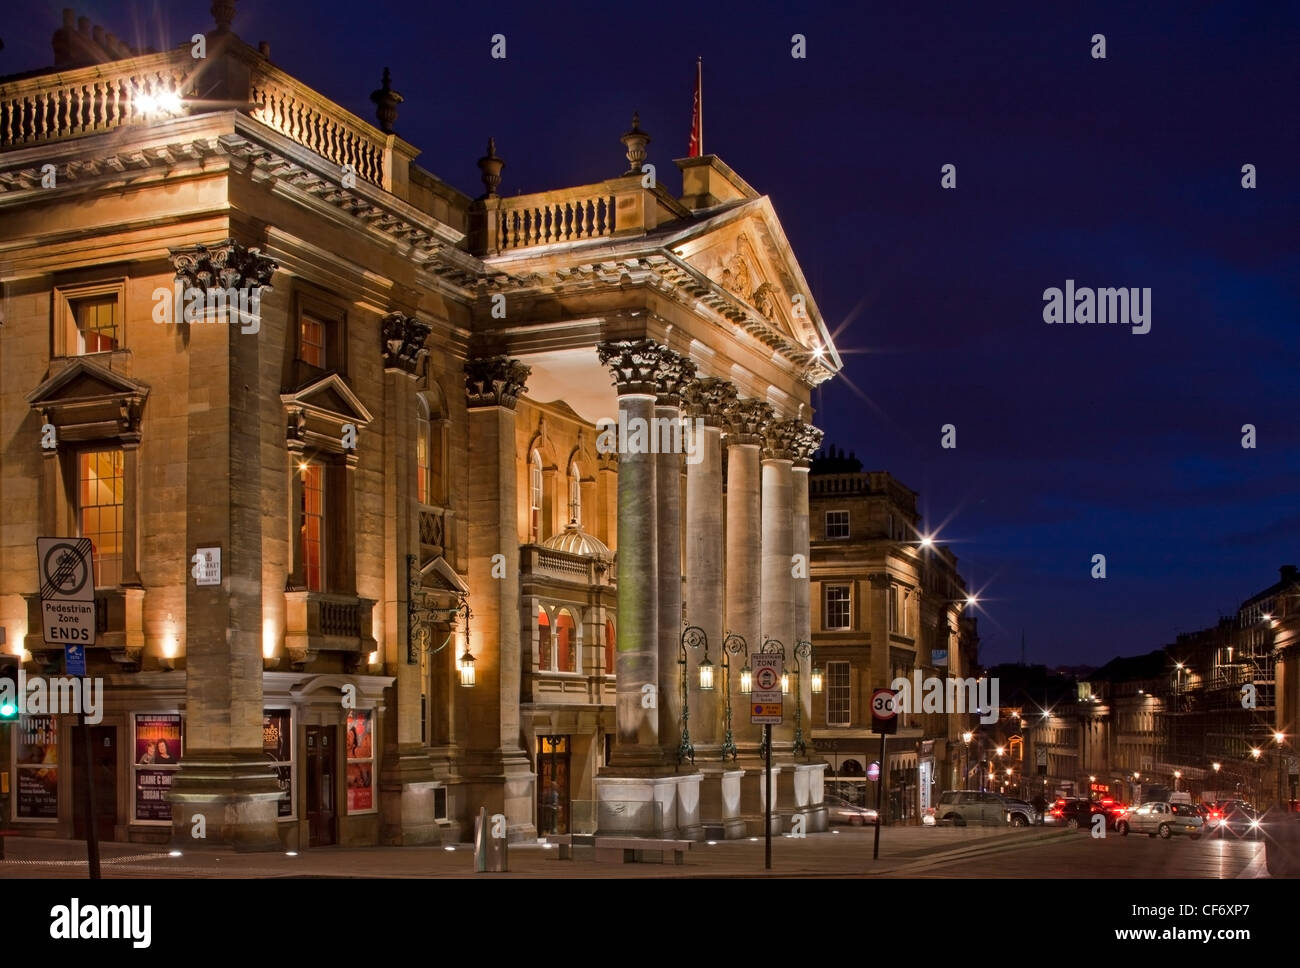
[
  {"left": 826, "top": 661, "right": 851, "bottom": 726},
  {"left": 825, "top": 509, "right": 849, "bottom": 539},
  {"left": 824, "top": 584, "right": 851, "bottom": 630},
  {"left": 530, "top": 450, "right": 543, "bottom": 541}
]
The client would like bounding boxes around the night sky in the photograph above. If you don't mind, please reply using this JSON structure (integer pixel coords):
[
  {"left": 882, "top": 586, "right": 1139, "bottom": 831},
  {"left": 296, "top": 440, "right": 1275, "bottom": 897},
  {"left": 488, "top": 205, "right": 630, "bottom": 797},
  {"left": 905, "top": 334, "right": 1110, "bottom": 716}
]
[{"left": 5, "top": 1, "right": 1297, "bottom": 666}]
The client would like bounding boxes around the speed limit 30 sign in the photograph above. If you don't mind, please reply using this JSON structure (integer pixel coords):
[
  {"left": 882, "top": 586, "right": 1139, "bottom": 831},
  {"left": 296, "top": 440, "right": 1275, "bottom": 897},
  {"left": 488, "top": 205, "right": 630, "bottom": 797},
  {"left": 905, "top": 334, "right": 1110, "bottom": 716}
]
[{"left": 871, "top": 688, "right": 899, "bottom": 735}]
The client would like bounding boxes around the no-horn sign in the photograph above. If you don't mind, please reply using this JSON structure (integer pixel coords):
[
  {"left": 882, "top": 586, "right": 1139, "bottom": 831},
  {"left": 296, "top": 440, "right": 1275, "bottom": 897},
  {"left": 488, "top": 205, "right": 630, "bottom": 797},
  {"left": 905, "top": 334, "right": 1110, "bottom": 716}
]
[{"left": 871, "top": 688, "right": 899, "bottom": 735}]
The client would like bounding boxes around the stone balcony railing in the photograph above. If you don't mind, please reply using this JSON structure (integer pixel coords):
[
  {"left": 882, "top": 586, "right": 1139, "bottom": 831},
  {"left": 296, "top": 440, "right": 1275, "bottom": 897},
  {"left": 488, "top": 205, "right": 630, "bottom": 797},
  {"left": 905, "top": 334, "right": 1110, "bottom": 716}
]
[
  {"left": 0, "top": 41, "right": 407, "bottom": 192},
  {"left": 470, "top": 176, "right": 687, "bottom": 256},
  {"left": 283, "top": 590, "right": 377, "bottom": 669},
  {"left": 519, "top": 545, "right": 614, "bottom": 587},
  {"left": 25, "top": 585, "right": 144, "bottom": 668}
]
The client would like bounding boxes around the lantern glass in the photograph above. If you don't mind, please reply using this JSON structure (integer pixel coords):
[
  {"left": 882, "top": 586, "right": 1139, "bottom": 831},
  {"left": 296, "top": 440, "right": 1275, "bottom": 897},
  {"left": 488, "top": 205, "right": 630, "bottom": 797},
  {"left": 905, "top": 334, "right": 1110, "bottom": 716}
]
[
  {"left": 781, "top": 672, "right": 790, "bottom": 695},
  {"left": 698, "top": 657, "right": 714, "bottom": 691},
  {"left": 740, "top": 664, "right": 752, "bottom": 695},
  {"left": 458, "top": 651, "right": 476, "bottom": 687},
  {"left": 811, "top": 667, "right": 824, "bottom": 694}
]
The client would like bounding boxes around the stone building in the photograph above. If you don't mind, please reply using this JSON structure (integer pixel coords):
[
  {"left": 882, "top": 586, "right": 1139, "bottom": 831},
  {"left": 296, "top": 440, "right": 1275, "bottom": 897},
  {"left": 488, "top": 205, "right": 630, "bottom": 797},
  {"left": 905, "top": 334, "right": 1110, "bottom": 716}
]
[
  {"left": 806, "top": 447, "right": 978, "bottom": 822},
  {"left": 0, "top": 6, "right": 840, "bottom": 847}
]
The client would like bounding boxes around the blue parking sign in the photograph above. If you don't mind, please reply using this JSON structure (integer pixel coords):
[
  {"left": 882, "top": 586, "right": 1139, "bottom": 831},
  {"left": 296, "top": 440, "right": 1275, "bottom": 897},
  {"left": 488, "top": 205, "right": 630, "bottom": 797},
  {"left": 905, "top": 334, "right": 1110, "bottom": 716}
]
[{"left": 64, "top": 643, "right": 86, "bottom": 677}]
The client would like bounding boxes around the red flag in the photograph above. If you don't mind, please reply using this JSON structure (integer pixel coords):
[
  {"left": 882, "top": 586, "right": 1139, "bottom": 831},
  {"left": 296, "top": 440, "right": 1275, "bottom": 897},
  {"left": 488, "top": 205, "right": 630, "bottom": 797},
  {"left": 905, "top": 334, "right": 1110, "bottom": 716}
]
[{"left": 688, "top": 58, "right": 702, "bottom": 157}]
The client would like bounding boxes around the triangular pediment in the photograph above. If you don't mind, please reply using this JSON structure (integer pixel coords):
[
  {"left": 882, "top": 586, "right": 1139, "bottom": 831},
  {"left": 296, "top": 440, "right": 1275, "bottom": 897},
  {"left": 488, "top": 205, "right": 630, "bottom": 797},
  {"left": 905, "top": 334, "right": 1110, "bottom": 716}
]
[
  {"left": 280, "top": 372, "right": 374, "bottom": 426},
  {"left": 26, "top": 357, "right": 149, "bottom": 407},
  {"left": 663, "top": 198, "right": 842, "bottom": 372},
  {"left": 420, "top": 556, "right": 470, "bottom": 595}
]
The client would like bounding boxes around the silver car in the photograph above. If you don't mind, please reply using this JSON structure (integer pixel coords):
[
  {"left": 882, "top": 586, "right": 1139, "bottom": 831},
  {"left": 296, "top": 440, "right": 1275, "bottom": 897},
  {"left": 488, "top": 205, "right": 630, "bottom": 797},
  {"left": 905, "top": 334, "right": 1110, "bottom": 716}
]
[
  {"left": 1117, "top": 801, "right": 1203, "bottom": 839},
  {"left": 824, "top": 794, "right": 879, "bottom": 826}
]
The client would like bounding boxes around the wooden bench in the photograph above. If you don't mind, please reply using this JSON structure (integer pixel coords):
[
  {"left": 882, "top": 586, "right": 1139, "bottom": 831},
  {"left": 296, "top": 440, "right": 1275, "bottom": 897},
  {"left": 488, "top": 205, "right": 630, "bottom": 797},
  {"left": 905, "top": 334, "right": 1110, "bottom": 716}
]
[{"left": 543, "top": 834, "right": 693, "bottom": 864}]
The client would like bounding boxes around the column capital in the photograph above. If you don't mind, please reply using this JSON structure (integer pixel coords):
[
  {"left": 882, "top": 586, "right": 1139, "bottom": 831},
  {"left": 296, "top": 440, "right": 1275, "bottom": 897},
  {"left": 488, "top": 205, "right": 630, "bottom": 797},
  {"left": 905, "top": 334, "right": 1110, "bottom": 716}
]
[
  {"left": 381, "top": 312, "right": 431, "bottom": 375},
  {"left": 762, "top": 418, "right": 804, "bottom": 462},
  {"left": 791, "top": 422, "right": 825, "bottom": 468},
  {"left": 654, "top": 349, "right": 697, "bottom": 408},
  {"left": 465, "top": 355, "right": 531, "bottom": 409},
  {"left": 597, "top": 339, "right": 664, "bottom": 396},
  {"left": 723, "top": 398, "right": 773, "bottom": 446},
  {"left": 168, "top": 239, "right": 278, "bottom": 291},
  {"left": 682, "top": 377, "right": 737, "bottom": 427}
]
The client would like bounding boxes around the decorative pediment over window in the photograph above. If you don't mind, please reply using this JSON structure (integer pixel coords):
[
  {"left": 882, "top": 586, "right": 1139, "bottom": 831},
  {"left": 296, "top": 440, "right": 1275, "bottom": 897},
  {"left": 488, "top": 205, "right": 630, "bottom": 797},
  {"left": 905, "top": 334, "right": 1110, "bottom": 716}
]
[
  {"left": 416, "top": 555, "right": 470, "bottom": 596},
  {"left": 26, "top": 356, "right": 149, "bottom": 443},
  {"left": 281, "top": 373, "right": 374, "bottom": 461}
]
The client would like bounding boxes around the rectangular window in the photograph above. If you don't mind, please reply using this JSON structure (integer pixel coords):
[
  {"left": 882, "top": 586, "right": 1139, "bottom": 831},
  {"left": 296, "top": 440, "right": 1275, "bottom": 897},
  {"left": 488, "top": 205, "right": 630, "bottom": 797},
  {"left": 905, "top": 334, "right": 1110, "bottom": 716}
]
[
  {"left": 301, "top": 463, "right": 325, "bottom": 592},
  {"left": 71, "top": 294, "right": 119, "bottom": 354},
  {"left": 416, "top": 427, "right": 431, "bottom": 505},
  {"left": 825, "top": 509, "right": 849, "bottom": 540},
  {"left": 889, "top": 585, "right": 899, "bottom": 633},
  {"left": 299, "top": 314, "right": 326, "bottom": 368},
  {"left": 78, "top": 449, "right": 124, "bottom": 587},
  {"left": 824, "top": 584, "right": 851, "bottom": 630},
  {"left": 826, "top": 661, "right": 850, "bottom": 726}
]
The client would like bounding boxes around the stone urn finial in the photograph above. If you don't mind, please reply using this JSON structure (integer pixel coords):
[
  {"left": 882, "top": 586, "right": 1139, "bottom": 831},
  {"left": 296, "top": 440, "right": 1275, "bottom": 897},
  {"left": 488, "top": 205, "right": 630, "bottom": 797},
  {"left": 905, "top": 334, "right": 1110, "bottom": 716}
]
[
  {"left": 369, "top": 67, "right": 404, "bottom": 134},
  {"left": 477, "top": 138, "right": 504, "bottom": 199},
  {"left": 211, "top": 0, "right": 236, "bottom": 33},
  {"left": 621, "top": 112, "right": 651, "bottom": 176}
]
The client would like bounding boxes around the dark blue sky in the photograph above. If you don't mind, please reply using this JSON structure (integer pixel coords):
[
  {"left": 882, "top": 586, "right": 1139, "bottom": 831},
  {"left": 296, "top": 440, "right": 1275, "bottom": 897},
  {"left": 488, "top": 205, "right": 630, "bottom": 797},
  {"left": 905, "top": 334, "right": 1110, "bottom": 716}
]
[{"left": 6, "top": 1, "right": 1297, "bottom": 666}]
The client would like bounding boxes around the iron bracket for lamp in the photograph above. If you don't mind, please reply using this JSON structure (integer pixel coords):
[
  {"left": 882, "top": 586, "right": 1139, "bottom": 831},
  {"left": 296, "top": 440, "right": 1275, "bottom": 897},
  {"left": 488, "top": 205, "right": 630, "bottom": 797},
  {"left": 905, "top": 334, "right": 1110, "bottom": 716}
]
[
  {"left": 406, "top": 553, "right": 468, "bottom": 664},
  {"left": 677, "top": 623, "right": 708, "bottom": 767},
  {"left": 720, "top": 631, "right": 748, "bottom": 762}
]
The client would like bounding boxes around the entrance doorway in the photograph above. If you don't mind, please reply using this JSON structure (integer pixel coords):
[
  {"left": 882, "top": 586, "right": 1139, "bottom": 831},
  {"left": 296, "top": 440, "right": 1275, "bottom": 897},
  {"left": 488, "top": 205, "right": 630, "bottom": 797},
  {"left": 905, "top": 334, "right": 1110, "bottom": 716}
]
[
  {"left": 72, "top": 725, "right": 117, "bottom": 843},
  {"left": 537, "top": 735, "right": 570, "bottom": 835},
  {"left": 305, "top": 725, "right": 337, "bottom": 846}
]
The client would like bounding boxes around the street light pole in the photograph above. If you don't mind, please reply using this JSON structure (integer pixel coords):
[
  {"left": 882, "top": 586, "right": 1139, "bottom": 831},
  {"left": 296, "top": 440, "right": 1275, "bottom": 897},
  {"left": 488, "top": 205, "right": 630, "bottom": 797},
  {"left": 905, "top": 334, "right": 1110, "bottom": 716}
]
[{"left": 719, "top": 632, "right": 748, "bottom": 762}]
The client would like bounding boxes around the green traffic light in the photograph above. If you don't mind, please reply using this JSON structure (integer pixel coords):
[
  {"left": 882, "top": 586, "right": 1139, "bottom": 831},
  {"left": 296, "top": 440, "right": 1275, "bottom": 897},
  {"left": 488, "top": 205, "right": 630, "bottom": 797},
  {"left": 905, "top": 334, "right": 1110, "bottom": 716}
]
[{"left": 0, "top": 703, "right": 16, "bottom": 717}]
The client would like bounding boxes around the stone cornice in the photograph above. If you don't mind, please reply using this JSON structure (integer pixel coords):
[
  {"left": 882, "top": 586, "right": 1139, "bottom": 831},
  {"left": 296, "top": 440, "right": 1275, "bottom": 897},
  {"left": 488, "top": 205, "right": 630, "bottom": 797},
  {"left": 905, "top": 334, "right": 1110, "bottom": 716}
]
[
  {"left": 464, "top": 356, "right": 530, "bottom": 409},
  {"left": 723, "top": 398, "right": 774, "bottom": 446},
  {"left": 682, "top": 377, "right": 738, "bottom": 427}
]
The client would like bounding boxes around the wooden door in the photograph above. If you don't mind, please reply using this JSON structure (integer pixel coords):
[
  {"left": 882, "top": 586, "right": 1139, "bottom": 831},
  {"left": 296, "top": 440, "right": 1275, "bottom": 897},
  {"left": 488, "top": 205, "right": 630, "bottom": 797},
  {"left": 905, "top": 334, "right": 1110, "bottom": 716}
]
[{"left": 305, "top": 725, "right": 337, "bottom": 846}]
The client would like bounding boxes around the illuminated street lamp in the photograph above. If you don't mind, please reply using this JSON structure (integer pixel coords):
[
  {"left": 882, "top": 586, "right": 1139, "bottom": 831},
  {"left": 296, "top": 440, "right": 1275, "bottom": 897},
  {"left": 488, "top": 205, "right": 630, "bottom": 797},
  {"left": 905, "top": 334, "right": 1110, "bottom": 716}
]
[
  {"left": 791, "top": 640, "right": 814, "bottom": 757},
  {"left": 719, "top": 631, "right": 749, "bottom": 762},
  {"left": 810, "top": 666, "right": 824, "bottom": 694},
  {"left": 677, "top": 624, "right": 708, "bottom": 766}
]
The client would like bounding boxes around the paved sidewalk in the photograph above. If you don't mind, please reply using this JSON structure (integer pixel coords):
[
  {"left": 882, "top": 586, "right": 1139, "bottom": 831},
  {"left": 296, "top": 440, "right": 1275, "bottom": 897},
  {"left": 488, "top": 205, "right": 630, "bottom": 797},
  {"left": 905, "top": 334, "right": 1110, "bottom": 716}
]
[{"left": 0, "top": 825, "right": 1071, "bottom": 878}]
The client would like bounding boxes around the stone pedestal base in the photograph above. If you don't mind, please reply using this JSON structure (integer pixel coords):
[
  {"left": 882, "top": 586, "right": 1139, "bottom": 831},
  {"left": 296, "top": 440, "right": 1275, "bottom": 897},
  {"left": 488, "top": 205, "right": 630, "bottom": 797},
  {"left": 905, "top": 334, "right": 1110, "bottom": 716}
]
[
  {"left": 595, "top": 772, "right": 704, "bottom": 839},
  {"left": 739, "top": 763, "right": 784, "bottom": 836},
  {"left": 698, "top": 766, "right": 747, "bottom": 839},
  {"left": 168, "top": 753, "right": 282, "bottom": 851},
  {"left": 460, "top": 748, "right": 536, "bottom": 843},
  {"left": 780, "top": 761, "right": 828, "bottom": 833},
  {"left": 380, "top": 747, "right": 441, "bottom": 846}
]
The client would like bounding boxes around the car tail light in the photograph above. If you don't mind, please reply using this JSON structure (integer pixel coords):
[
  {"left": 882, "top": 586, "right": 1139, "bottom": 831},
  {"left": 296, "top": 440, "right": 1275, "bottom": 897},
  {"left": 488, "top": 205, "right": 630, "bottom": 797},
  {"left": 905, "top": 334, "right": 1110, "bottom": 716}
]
[{"left": 1050, "top": 808, "right": 1063, "bottom": 817}]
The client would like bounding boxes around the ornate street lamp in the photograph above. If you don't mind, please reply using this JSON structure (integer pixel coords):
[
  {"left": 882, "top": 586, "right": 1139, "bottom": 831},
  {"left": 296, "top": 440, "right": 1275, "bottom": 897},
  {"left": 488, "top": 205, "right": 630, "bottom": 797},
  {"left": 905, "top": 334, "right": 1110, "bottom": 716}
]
[
  {"left": 810, "top": 666, "right": 824, "bottom": 695},
  {"left": 677, "top": 624, "right": 708, "bottom": 766},
  {"left": 407, "top": 554, "right": 474, "bottom": 687},
  {"left": 720, "top": 631, "right": 748, "bottom": 762}
]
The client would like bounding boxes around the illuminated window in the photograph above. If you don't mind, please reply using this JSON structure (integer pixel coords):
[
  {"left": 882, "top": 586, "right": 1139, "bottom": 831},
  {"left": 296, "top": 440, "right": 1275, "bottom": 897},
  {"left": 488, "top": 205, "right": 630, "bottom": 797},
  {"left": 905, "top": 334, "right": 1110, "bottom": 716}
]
[
  {"left": 529, "top": 450, "right": 543, "bottom": 541},
  {"left": 604, "top": 618, "right": 615, "bottom": 676},
  {"left": 537, "top": 607, "right": 551, "bottom": 670},
  {"left": 78, "top": 449, "right": 124, "bottom": 586},
  {"left": 299, "top": 314, "right": 326, "bottom": 368},
  {"left": 825, "top": 509, "right": 849, "bottom": 539},
  {"left": 824, "top": 584, "right": 851, "bottom": 630},
  {"left": 71, "top": 295, "right": 119, "bottom": 354},
  {"left": 300, "top": 463, "right": 325, "bottom": 592},
  {"left": 826, "top": 661, "right": 850, "bottom": 726},
  {"left": 568, "top": 462, "right": 582, "bottom": 526},
  {"left": 555, "top": 609, "right": 576, "bottom": 673},
  {"left": 416, "top": 399, "right": 432, "bottom": 505}
]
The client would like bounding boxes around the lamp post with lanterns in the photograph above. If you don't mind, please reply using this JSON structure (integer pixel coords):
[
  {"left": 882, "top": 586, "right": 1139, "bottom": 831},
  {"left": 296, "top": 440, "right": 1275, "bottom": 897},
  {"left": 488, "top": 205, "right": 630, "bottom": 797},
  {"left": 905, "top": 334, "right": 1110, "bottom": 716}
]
[
  {"left": 791, "top": 639, "right": 821, "bottom": 758},
  {"left": 719, "top": 631, "right": 750, "bottom": 762},
  {"left": 676, "top": 624, "right": 711, "bottom": 766}
]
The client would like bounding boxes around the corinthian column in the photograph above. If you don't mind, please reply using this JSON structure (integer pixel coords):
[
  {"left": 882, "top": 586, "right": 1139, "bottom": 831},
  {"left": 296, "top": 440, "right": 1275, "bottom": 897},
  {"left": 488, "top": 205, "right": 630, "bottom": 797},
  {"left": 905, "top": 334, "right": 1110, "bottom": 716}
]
[
  {"left": 682, "top": 378, "right": 736, "bottom": 753},
  {"left": 653, "top": 350, "right": 696, "bottom": 764},
  {"left": 792, "top": 422, "right": 823, "bottom": 754},
  {"left": 596, "top": 340, "right": 665, "bottom": 766},
  {"left": 463, "top": 355, "right": 535, "bottom": 838},
  {"left": 724, "top": 398, "right": 772, "bottom": 755},
  {"left": 762, "top": 419, "right": 801, "bottom": 753}
]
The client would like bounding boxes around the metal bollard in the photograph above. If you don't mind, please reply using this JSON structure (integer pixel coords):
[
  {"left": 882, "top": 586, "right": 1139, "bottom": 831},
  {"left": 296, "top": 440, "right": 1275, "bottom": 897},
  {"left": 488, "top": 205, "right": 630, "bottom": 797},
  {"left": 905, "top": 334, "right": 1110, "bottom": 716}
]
[{"left": 473, "top": 806, "right": 508, "bottom": 872}]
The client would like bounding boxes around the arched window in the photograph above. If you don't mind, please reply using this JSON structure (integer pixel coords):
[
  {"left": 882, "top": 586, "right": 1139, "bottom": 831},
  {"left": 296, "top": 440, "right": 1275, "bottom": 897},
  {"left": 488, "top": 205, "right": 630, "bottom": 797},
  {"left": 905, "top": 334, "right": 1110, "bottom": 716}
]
[
  {"left": 604, "top": 618, "right": 615, "bottom": 677},
  {"left": 416, "top": 398, "right": 432, "bottom": 505},
  {"left": 568, "top": 461, "right": 582, "bottom": 526},
  {"left": 529, "top": 450, "right": 543, "bottom": 541},
  {"left": 555, "top": 609, "right": 577, "bottom": 673},
  {"left": 537, "top": 606, "right": 551, "bottom": 670}
]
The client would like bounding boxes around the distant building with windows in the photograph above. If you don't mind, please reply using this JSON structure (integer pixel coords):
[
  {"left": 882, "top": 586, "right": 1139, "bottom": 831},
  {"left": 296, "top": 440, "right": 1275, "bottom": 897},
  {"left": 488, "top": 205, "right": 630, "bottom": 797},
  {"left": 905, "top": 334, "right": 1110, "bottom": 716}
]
[{"left": 807, "top": 446, "right": 978, "bottom": 821}]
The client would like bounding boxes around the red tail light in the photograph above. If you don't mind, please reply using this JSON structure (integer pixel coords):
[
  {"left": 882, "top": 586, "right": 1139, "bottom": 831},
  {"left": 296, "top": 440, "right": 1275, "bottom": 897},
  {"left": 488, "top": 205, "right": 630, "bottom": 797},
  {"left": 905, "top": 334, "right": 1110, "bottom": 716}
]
[{"left": 1050, "top": 808, "right": 1063, "bottom": 816}]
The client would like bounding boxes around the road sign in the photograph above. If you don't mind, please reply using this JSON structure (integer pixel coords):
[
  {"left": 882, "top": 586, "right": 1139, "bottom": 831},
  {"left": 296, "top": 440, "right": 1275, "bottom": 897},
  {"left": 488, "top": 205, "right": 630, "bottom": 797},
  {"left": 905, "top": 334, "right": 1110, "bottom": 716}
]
[
  {"left": 871, "top": 688, "right": 899, "bottom": 735},
  {"left": 751, "top": 653, "right": 783, "bottom": 725},
  {"left": 868, "top": 761, "right": 881, "bottom": 781},
  {"left": 64, "top": 644, "right": 86, "bottom": 677},
  {"left": 37, "top": 538, "right": 96, "bottom": 646}
]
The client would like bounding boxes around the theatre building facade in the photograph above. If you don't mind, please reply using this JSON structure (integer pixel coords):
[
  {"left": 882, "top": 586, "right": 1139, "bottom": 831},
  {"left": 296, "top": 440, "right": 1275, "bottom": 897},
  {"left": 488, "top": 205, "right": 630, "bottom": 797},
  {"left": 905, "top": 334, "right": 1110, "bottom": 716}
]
[{"left": 0, "top": 11, "right": 841, "bottom": 847}]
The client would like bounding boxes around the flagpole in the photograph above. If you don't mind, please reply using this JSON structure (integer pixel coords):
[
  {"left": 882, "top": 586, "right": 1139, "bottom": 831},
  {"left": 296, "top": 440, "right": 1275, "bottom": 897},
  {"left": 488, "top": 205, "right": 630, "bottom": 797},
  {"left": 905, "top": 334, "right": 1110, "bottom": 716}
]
[{"left": 697, "top": 57, "right": 703, "bottom": 156}]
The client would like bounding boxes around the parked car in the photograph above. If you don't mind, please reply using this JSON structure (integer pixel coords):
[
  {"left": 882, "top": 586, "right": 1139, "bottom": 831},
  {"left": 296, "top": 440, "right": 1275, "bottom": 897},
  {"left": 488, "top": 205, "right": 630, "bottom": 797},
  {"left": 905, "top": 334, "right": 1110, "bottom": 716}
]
[
  {"left": 1206, "top": 800, "right": 1259, "bottom": 840},
  {"left": 936, "top": 790, "right": 1009, "bottom": 825},
  {"left": 1044, "top": 797, "right": 1104, "bottom": 829},
  {"left": 824, "top": 794, "right": 879, "bottom": 826},
  {"left": 1097, "top": 798, "right": 1131, "bottom": 830},
  {"left": 1003, "top": 797, "right": 1040, "bottom": 827},
  {"left": 1260, "top": 803, "right": 1300, "bottom": 876},
  {"left": 1117, "top": 801, "right": 1203, "bottom": 839}
]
